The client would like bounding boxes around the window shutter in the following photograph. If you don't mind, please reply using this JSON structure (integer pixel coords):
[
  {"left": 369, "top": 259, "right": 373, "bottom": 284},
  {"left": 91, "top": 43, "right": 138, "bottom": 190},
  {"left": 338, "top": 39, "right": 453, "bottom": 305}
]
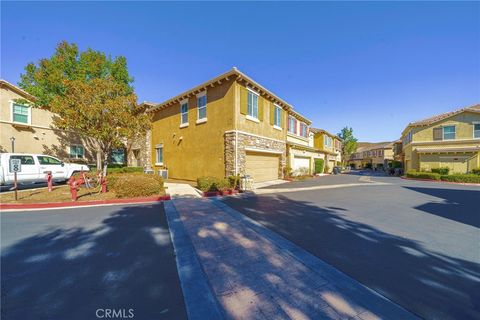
[
  {"left": 270, "top": 103, "right": 275, "bottom": 125},
  {"left": 240, "top": 87, "right": 248, "bottom": 115},
  {"left": 258, "top": 96, "right": 264, "bottom": 121},
  {"left": 433, "top": 127, "right": 442, "bottom": 140}
]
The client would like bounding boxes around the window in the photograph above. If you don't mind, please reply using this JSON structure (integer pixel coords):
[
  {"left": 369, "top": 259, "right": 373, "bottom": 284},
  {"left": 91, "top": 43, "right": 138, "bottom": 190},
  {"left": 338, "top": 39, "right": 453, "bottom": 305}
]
[
  {"left": 70, "top": 145, "right": 85, "bottom": 159},
  {"left": 180, "top": 101, "right": 188, "bottom": 125},
  {"left": 403, "top": 130, "right": 413, "bottom": 145},
  {"left": 300, "top": 123, "right": 308, "bottom": 138},
  {"left": 443, "top": 126, "right": 455, "bottom": 140},
  {"left": 12, "top": 103, "right": 30, "bottom": 124},
  {"left": 288, "top": 116, "right": 296, "bottom": 134},
  {"left": 111, "top": 149, "right": 125, "bottom": 164},
  {"left": 325, "top": 136, "right": 333, "bottom": 148},
  {"left": 274, "top": 106, "right": 282, "bottom": 127},
  {"left": 474, "top": 123, "right": 480, "bottom": 138},
  {"left": 155, "top": 144, "right": 164, "bottom": 164},
  {"left": 197, "top": 93, "right": 207, "bottom": 120},
  {"left": 247, "top": 91, "right": 258, "bottom": 119},
  {"left": 37, "top": 156, "right": 62, "bottom": 165}
]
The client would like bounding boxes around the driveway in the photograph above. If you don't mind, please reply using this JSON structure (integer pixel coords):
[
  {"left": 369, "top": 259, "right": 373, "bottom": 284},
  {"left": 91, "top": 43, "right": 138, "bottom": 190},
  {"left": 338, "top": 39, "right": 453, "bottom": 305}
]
[
  {"left": 223, "top": 173, "right": 480, "bottom": 320},
  {"left": 1, "top": 203, "right": 187, "bottom": 320}
]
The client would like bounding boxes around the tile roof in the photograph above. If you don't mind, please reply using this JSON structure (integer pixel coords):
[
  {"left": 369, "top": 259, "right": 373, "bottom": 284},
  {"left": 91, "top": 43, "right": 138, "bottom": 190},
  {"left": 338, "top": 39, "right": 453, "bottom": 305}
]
[
  {"left": 409, "top": 104, "right": 480, "bottom": 127},
  {"left": 355, "top": 141, "right": 394, "bottom": 152}
]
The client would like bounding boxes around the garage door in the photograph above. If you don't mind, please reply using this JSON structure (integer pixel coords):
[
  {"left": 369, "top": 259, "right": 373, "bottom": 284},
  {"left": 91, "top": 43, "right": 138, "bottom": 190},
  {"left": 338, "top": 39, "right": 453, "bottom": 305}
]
[
  {"left": 245, "top": 151, "right": 279, "bottom": 182},
  {"left": 293, "top": 156, "right": 310, "bottom": 171}
]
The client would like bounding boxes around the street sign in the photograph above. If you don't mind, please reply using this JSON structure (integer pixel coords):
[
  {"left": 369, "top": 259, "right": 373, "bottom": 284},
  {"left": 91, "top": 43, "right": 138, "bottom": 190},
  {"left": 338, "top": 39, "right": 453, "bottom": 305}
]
[{"left": 10, "top": 159, "right": 22, "bottom": 172}]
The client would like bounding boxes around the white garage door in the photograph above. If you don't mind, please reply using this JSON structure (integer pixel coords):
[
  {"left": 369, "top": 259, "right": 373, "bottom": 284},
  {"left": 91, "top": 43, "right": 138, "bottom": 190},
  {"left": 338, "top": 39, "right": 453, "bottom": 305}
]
[
  {"left": 245, "top": 151, "right": 280, "bottom": 182},
  {"left": 293, "top": 156, "right": 310, "bottom": 171}
]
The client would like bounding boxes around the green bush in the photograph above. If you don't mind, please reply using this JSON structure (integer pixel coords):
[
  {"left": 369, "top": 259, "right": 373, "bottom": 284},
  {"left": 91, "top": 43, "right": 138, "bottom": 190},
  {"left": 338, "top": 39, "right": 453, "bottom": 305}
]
[
  {"left": 471, "top": 168, "right": 480, "bottom": 175},
  {"left": 390, "top": 161, "right": 402, "bottom": 169},
  {"left": 108, "top": 167, "right": 144, "bottom": 174},
  {"left": 324, "top": 165, "right": 330, "bottom": 173},
  {"left": 314, "top": 159, "right": 325, "bottom": 174},
  {"left": 431, "top": 167, "right": 450, "bottom": 175},
  {"left": 440, "top": 174, "right": 480, "bottom": 183},
  {"left": 109, "top": 173, "right": 164, "bottom": 198},
  {"left": 197, "top": 176, "right": 230, "bottom": 192},
  {"left": 406, "top": 171, "right": 441, "bottom": 180},
  {"left": 228, "top": 175, "right": 240, "bottom": 189}
]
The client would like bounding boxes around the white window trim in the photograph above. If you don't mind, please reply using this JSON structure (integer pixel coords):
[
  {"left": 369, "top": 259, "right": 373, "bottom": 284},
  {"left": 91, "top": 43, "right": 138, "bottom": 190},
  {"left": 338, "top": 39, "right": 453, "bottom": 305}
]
[
  {"left": 246, "top": 90, "right": 259, "bottom": 119},
  {"left": 274, "top": 105, "right": 282, "bottom": 128},
  {"left": 10, "top": 100, "right": 32, "bottom": 125},
  {"left": 196, "top": 91, "right": 207, "bottom": 121},
  {"left": 442, "top": 125, "right": 456, "bottom": 140},
  {"left": 155, "top": 144, "right": 164, "bottom": 166},
  {"left": 180, "top": 99, "right": 189, "bottom": 126},
  {"left": 69, "top": 144, "right": 85, "bottom": 159},
  {"left": 273, "top": 125, "right": 282, "bottom": 131},
  {"left": 246, "top": 114, "right": 260, "bottom": 123},
  {"left": 473, "top": 121, "right": 480, "bottom": 139}
]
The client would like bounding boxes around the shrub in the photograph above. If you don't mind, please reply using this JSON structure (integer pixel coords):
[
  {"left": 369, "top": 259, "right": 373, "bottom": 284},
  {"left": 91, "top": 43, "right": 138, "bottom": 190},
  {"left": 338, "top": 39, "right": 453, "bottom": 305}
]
[
  {"left": 471, "top": 168, "right": 480, "bottom": 175},
  {"left": 390, "top": 161, "right": 402, "bottom": 169},
  {"left": 431, "top": 167, "right": 450, "bottom": 175},
  {"left": 440, "top": 174, "right": 480, "bottom": 183},
  {"left": 314, "top": 159, "right": 325, "bottom": 174},
  {"left": 197, "top": 176, "right": 229, "bottom": 192},
  {"left": 406, "top": 171, "right": 441, "bottom": 180},
  {"left": 283, "top": 166, "right": 292, "bottom": 178},
  {"left": 109, "top": 173, "right": 164, "bottom": 198},
  {"left": 228, "top": 175, "right": 240, "bottom": 189},
  {"left": 324, "top": 165, "right": 330, "bottom": 173}
]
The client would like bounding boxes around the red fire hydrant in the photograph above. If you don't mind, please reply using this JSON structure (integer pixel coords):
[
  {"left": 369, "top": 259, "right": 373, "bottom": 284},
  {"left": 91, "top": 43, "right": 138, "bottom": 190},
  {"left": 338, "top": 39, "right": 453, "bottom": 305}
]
[
  {"left": 100, "top": 175, "right": 107, "bottom": 193},
  {"left": 46, "top": 171, "right": 53, "bottom": 192},
  {"left": 68, "top": 176, "right": 78, "bottom": 201}
]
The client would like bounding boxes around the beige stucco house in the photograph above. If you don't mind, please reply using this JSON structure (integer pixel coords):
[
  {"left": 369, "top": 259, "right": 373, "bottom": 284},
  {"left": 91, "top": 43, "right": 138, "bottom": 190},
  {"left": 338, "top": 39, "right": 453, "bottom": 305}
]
[{"left": 0, "top": 79, "right": 96, "bottom": 162}]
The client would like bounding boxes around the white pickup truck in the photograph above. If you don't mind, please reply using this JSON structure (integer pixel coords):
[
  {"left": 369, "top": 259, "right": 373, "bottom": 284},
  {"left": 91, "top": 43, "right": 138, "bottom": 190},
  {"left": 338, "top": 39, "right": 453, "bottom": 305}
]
[{"left": 0, "top": 153, "right": 90, "bottom": 185}]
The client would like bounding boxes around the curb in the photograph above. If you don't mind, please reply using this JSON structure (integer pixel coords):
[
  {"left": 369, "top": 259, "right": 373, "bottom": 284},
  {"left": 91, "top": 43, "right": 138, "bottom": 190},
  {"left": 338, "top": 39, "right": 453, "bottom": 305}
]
[
  {"left": 401, "top": 176, "right": 480, "bottom": 186},
  {"left": 0, "top": 195, "right": 171, "bottom": 211},
  {"left": 164, "top": 201, "right": 224, "bottom": 320}
]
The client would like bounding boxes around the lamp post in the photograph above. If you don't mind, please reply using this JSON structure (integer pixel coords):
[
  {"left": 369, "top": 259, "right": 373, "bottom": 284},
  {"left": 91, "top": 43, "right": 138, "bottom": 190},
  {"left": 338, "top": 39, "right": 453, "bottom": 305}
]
[{"left": 10, "top": 137, "right": 15, "bottom": 153}]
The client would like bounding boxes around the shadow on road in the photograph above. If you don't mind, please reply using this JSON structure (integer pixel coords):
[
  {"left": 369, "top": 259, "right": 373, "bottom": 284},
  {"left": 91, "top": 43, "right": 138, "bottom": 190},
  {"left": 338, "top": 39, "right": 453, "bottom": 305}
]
[
  {"left": 1, "top": 204, "right": 187, "bottom": 320},
  {"left": 223, "top": 194, "right": 480, "bottom": 320},
  {"left": 404, "top": 186, "right": 480, "bottom": 228}
]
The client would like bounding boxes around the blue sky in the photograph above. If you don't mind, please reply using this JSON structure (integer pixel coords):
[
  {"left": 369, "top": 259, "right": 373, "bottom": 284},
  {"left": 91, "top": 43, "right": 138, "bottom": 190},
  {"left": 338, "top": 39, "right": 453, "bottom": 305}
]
[{"left": 1, "top": 1, "right": 479, "bottom": 142}]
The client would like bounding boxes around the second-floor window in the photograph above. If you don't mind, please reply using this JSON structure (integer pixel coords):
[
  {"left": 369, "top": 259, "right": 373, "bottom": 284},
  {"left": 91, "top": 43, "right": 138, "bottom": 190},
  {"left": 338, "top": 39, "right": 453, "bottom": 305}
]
[
  {"left": 443, "top": 125, "right": 455, "bottom": 140},
  {"left": 12, "top": 103, "right": 30, "bottom": 124},
  {"left": 197, "top": 94, "right": 207, "bottom": 120},
  {"left": 274, "top": 106, "right": 282, "bottom": 127},
  {"left": 155, "top": 144, "right": 164, "bottom": 165},
  {"left": 474, "top": 123, "right": 480, "bottom": 138},
  {"left": 325, "top": 136, "right": 333, "bottom": 148},
  {"left": 300, "top": 123, "right": 308, "bottom": 138},
  {"left": 403, "top": 130, "right": 413, "bottom": 145},
  {"left": 247, "top": 91, "right": 259, "bottom": 119},
  {"left": 180, "top": 101, "right": 188, "bottom": 125},
  {"left": 288, "top": 116, "right": 296, "bottom": 134}
]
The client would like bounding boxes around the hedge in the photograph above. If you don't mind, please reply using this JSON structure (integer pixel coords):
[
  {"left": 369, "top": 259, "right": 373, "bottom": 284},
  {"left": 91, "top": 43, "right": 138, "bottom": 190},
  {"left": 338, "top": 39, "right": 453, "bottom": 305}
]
[
  {"left": 89, "top": 166, "right": 144, "bottom": 174},
  {"left": 109, "top": 173, "right": 164, "bottom": 198},
  {"left": 314, "top": 159, "right": 325, "bottom": 174},
  {"left": 406, "top": 171, "right": 441, "bottom": 180},
  {"left": 197, "top": 176, "right": 230, "bottom": 192},
  {"left": 440, "top": 174, "right": 480, "bottom": 183},
  {"left": 431, "top": 167, "right": 450, "bottom": 175},
  {"left": 471, "top": 168, "right": 480, "bottom": 175}
]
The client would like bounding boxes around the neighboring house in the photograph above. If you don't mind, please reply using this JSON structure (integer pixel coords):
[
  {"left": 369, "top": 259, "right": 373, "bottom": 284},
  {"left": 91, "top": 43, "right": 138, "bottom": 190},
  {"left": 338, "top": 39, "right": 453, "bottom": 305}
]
[
  {"left": 286, "top": 110, "right": 326, "bottom": 175},
  {"left": 393, "top": 139, "right": 403, "bottom": 164},
  {"left": 125, "top": 102, "right": 153, "bottom": 168},
  {"left": 400, "top": 104, "right": 480, "bottom": 173},
  {"left": 0, "top": 79, "right": 96, "bottom": 163},
  {"left": 311, "top": 128, "right": 342, "bottom": 172},
  {"left": 148, "top": 67, "right": 313, "bottom": 182},
  {"left": 348, "top": 142, "right": 394, "bottom": 169}
]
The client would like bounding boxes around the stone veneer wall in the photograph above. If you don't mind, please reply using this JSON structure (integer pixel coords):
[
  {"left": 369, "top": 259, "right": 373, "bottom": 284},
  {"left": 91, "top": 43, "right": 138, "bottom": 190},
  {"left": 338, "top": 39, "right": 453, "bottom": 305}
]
[
  {"left": 127, "top": 129, "right": 151, "bottom": 168},
  {"left": 225, "top": 131, "right": 286, "bottom": 178}
]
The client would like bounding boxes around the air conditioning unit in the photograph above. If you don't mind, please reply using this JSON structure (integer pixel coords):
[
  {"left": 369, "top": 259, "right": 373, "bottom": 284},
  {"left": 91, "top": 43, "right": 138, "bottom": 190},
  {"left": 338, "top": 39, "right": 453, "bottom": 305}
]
[{"left": 158, "top": 169, "right": 168, "bottom": 179}]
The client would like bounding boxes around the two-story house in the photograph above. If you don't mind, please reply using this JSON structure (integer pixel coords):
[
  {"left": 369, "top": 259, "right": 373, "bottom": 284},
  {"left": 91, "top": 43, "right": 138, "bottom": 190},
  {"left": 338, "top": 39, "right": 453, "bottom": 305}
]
[
  {"left": 401, "top": 104, "right": 480, "bottom": 173},
  {"left": 311, "top": 128, "right": 342, "bottom": 172},
  {"left": 0, "top": 79, "right": 96, "bottom": 162},
  {"left": 148, "top": 68, "right": 311, "bottom": 182},
  {"left": 348, "top": 142, "right": 394, "bottom": 169},
  {"left": 285, "top": 110, "right": 326, "bottom": 174}
]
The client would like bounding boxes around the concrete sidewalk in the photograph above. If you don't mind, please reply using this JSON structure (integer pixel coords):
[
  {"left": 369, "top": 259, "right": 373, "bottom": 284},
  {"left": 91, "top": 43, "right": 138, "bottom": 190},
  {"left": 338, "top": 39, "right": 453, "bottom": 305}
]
[
  {"left": 165, "top": 198, "right": 418, "bottom": 320},
  {"left": 165, "top": 182, "right": 201, "bottom": 199}
]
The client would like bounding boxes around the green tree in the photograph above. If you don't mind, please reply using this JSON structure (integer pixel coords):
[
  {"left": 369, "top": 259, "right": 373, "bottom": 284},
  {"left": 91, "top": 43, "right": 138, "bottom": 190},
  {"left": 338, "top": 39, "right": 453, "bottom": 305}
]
[
  {"left": 337, "top": 127, "right": 358, "bottom": 166},
  {"left": 18, "top": 41, "right": 149, "bottom": 171}
]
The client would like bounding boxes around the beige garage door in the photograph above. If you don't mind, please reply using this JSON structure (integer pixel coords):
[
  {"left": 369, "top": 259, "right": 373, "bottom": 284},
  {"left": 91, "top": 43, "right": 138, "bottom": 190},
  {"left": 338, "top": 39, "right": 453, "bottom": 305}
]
[{"left": 245, "top": 151, "right": 279, "bottom": 182}]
